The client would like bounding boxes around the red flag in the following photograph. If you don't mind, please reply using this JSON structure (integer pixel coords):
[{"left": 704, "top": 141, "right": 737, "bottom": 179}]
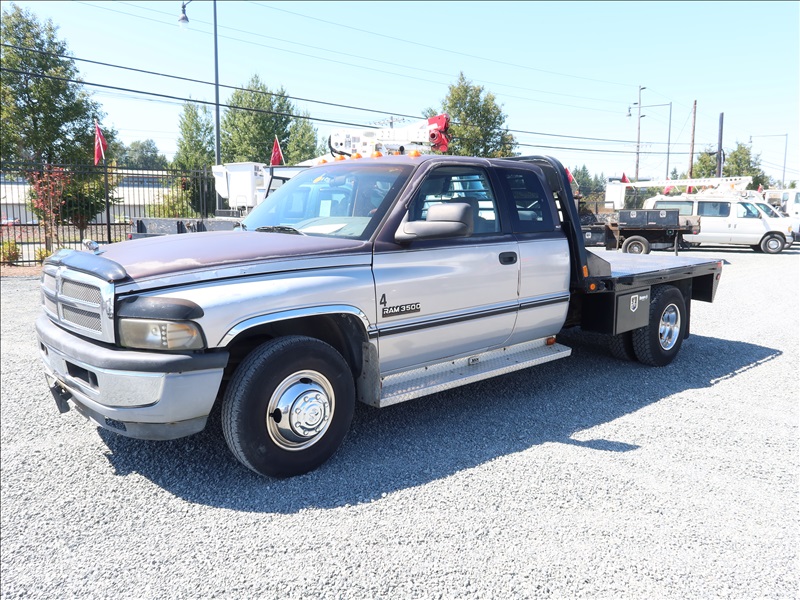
[
  {"left": 270, "top": 136, "right": 284, "bottom": 166},
  {"left": 94, "top": 121, "right": 107, "bottom": 165},
  {"left": 663, "top": 179, "right": 674, "bottom": 194},
  {"left": 565, "top": 167, "right": 574, "bottom": 182},
  {"left": 757, "top": 184, "right": 763, "bottom": 193},
  {"left": 620, "top": 173, "right": 631, "bottom": 188},
  {"left": 686, "top": 186, "right": 694, "bottom": 194}
]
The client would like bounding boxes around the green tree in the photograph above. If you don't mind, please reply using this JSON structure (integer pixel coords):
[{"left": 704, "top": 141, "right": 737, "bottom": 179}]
[
  {"left": 171, "top": 102, "right": 214, "bottom": 216},
  {"left": 221, "top": 75, "right": 293, "bottom": 163},
  {"left": 691, "top": 147, "right": 720, "bottom": 178},
  {"left": 0, "top": 4, "right": 112, "bottom": 163},
  {"left": 691, "top": 143, "right": 768, "bottom": 190},
  {"left": 172, "top": 101, "right": 214, "bottom": 171},
  {"left": 120, "top": 139, "right": 168, "bottom": 170},
  {"left": 425, "top": 72, "right": 515, "bottom": 157},
  {"left": 285, "top": 112, "right": 319, "bottom": 165}
]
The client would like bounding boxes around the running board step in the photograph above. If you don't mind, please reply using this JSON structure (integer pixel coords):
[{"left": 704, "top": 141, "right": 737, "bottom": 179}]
[{"left": 375, "top": 339, "right": 572, "bottom": 408}]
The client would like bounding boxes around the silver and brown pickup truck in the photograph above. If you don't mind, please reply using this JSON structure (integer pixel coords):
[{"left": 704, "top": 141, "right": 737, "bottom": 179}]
[{"left": 36, "top": 155, "right": 723, "bottom": 478}]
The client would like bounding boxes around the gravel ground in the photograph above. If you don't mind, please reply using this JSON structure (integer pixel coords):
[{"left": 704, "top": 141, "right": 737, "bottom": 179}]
[{"left": 1, "top": 247, "right": 798, "bottom": 599}]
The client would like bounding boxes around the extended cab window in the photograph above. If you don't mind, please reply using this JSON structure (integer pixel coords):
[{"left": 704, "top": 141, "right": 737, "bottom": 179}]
[
  {"left": 409, "top": 166, "right": 500, "bottom": 234},
  {"left": 697, "top": 201, "right": 731, "bottom": 217},
  {"left": 498, "top": 168, "right": 555, "bottom": 233}
]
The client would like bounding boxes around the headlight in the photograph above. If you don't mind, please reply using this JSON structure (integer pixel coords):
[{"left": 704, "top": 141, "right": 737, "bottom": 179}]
[{"left": 118, "top": 318, "right": 205, "bottom": 350}]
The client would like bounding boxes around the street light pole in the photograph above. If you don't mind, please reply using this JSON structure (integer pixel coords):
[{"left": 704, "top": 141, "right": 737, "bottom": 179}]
[{"left": 179, "top": 0, "right": 221, "bottom": 166}]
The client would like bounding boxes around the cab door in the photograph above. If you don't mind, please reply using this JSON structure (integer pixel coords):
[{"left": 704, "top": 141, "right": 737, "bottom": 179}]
[
  {"left": 728, "top": 202, "right": 767, "bottom": 244},
  {"left": 372, "top": 165, "right": 519, "bottom": 374}
]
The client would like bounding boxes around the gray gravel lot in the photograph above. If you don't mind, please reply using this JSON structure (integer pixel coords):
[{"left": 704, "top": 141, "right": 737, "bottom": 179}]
[{"left": 1, "top": 247, "right": 798, "bottom": 599}]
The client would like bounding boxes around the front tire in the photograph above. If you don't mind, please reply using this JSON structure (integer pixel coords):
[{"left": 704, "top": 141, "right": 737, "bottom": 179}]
[
  {"left": 760, "top": 233, "right": 784, "bottom": 254},
  {"left": 621, "top": 236, "right": 651, "bottom": 254},
  {"left": 632, "top": 285, "right": 687, "bottom": 367},
  {"left": 222, "top": 336, "right": 355, "bottom": 478}
]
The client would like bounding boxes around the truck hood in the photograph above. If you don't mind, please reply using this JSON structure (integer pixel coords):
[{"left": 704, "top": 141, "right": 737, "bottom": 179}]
[{"left": 99, "top": 230, "right": 372, "bottom": 280}]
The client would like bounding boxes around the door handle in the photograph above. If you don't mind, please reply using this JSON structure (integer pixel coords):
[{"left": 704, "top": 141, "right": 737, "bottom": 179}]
[{"left": 499, "top": 252, "right": 517, "bottom": 265}]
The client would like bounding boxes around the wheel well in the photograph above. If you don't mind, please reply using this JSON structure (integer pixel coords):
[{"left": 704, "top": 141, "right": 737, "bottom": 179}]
[
  {"left": 762, "top": 232, "right": 786, "bottom": 242},
  {"left": 219, "top": 314, "right": 367, "bottom": 398}
]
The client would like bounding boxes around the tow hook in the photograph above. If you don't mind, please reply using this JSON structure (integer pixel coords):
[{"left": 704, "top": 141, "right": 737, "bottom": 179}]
[{"left": 49, "top": 383, "right": 72, "bottom": 414}]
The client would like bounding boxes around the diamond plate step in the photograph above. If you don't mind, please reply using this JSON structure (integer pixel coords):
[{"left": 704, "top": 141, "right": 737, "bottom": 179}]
[{"left": 376, "top": 339, "right": 572, "bottom": 407}]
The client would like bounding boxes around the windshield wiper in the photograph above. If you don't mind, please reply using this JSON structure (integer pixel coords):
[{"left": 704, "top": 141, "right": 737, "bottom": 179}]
[{"left": 254, "top": 225, "right": 305, "bottom": 235}]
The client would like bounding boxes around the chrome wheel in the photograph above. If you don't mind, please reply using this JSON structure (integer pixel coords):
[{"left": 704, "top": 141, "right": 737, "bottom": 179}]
[
  {"left": 267, "top": 370, "right": 334, "bottom": 451},
  {"left": 658, "top": 303, "right": 681, "bottom": 351}
]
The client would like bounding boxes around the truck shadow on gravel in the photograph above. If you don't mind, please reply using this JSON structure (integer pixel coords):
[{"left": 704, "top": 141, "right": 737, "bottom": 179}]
[{"left": 98, "top": 331, "right": 781, "bottom": 513}]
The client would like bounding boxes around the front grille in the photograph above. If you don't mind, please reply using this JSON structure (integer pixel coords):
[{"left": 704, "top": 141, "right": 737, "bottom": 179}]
[
  {"left": 62, "top": 305, "right": 103, "bottom": 332},
  {"left": 61, "top": 280, "right": 103, "bottom": 304},
  {"left": 41, "top": 266, "right": 115, "bottom": 343}
]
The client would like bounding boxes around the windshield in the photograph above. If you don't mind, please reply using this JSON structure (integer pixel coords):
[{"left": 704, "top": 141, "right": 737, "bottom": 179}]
[
  {"left": 756, "top": 202, "right": 782, "bottom": 218},
  {"left": 241, "top": 163, "right": 413, "bottom": 240}
]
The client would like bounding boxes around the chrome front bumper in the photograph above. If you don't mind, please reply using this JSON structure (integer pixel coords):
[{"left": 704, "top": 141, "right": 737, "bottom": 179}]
[{"left": 36, "top": 315, "right": 229, "bottom": 440}]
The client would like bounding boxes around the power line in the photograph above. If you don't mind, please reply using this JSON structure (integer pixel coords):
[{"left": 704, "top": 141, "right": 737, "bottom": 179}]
[
  {"left": 3, "top": 43, "right": 684, "bottom": 146},
  {"left": 79, "top": 1, "right": 632, "bottom": 115}
]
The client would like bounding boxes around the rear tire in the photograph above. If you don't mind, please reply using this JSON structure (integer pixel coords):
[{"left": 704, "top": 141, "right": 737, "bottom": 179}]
[
  {"left": 632, "top": 285, "right": 687, "bottom": 367},
  {"left": 760, "top": 233, "right": 784, "bottom": 254},
  {"left": 609, "top": 331, "right": 637, "bottom": 361},
  {"left": 621, "top": 236, "right": 651, "bottom": 254},
  {"left": 222, "top": 336, "right": 355, "bottom": 478}
]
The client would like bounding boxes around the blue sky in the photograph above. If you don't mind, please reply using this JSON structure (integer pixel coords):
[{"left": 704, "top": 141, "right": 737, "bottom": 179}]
[{"left": 6, "top": 1, "right": 799, "bottom": 185}]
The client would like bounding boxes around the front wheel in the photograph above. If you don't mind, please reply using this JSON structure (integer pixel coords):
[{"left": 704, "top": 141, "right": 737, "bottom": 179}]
[
  {"left": 632, "top": 285, "right": 687, "bottom": 367},
  {"left": 621, "top": 236, "right": 651, "bottom": 254},
  {"left": 760, "top": 233, "right": 785, "bottom": 254},
  {"left": 222, "top": 336, "right": 355, "bottom": 478}
]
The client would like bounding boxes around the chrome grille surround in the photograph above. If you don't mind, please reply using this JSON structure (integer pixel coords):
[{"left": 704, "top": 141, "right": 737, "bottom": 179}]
[{"left": 41, "top": 265, "right": 116, "bottom": 343}]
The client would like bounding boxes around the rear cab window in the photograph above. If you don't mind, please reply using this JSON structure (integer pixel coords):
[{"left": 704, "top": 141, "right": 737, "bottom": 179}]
[{"left": 496, "top": 168, "right": 556, "bottom": 233}]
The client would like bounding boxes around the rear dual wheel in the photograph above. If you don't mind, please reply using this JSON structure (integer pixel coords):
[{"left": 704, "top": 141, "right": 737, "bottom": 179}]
[{"left": 631, "top": 285, "right": 687, "bottom": 367}]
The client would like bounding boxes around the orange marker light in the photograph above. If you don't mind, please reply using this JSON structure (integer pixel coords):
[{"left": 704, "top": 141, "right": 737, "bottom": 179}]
[
  {"left": 408, "top": 150, "right": 422, "bottom": 157},
  {"left": 371, "top": 151, "right": 383, "bottom": 158},
  {"left": 546, "top": 336, "right": 556, "bottom": 346},
  {"left": 334, "top": 155, "right": 346, "bottom": 161},
  {"left": 582, "top": 265, "right": 589, "bottom": 278},
  {"left": 351, "top": 152, "right": 363, "bottom": 159}
]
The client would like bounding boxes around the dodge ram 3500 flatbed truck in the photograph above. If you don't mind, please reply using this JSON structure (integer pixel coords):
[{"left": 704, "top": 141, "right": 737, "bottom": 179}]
[{"left": 36, "top": 155, "right": 723, "bottom": 478}]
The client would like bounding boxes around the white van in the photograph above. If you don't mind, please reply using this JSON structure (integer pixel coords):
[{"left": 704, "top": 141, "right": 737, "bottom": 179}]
[
  {"left": 764, "top": 189, "right": 800, "bottom": 239},
  {"left": 643, "top": 194, "right": 794, "bottom": 254}
]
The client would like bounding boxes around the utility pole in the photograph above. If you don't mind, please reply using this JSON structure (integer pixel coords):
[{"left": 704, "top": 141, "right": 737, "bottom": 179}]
[
  {"left": 635, "top": 86, "right": 644, "bottom": 181},
  {"left": 688, "top": 100, "right": 697, "bottom": 177},
  {"left": 716, "top": 113, "right": 724, "bottom": 177}
]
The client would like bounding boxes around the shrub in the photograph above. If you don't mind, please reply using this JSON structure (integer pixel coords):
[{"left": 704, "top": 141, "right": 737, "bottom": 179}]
[
  {"left": 1, "top": 241, "right": 21, "bottom": 264},
  {"left": 35, "top": 248, "right": 52, "bottom": 264}
]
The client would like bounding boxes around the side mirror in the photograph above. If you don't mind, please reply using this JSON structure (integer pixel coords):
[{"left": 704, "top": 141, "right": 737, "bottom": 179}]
[{"left": 395, "top": 202, "right": 474, "bottom": 242}]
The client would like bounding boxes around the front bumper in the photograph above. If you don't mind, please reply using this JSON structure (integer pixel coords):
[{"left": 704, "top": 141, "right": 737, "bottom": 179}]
[{"left": 36, "top": 315, "right": 229, "bottom": 440}]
